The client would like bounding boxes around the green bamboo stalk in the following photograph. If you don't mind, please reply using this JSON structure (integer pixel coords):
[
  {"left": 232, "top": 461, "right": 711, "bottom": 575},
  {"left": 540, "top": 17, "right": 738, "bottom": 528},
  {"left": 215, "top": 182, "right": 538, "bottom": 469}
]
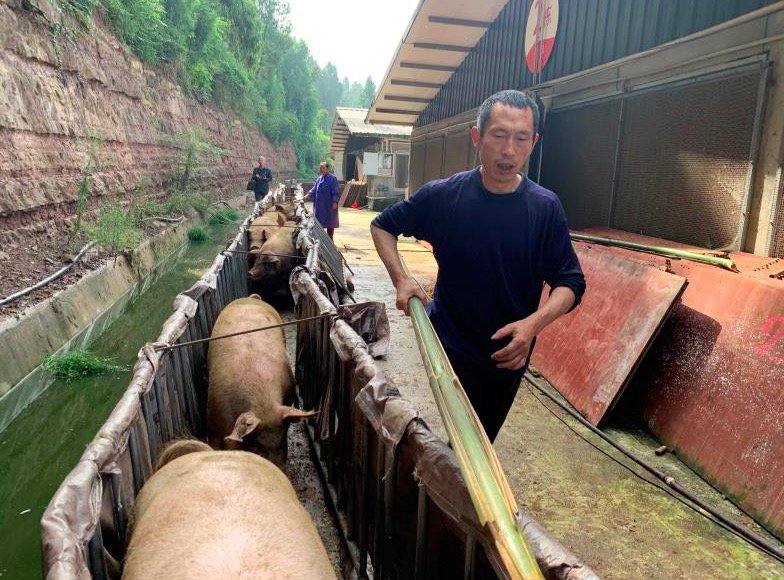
[
  {"left": 570, "top": 232, "right": 738, "bottom": 271},
  {"left": 407, "top": 293, "right": 543, "bottom": 580}
]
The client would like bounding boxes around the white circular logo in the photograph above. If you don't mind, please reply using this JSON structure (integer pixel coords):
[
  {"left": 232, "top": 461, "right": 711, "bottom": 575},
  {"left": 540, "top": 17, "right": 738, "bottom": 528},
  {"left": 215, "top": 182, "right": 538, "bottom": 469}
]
[{"left": 525, "top": 0, "right": 559, "bottom": 74}]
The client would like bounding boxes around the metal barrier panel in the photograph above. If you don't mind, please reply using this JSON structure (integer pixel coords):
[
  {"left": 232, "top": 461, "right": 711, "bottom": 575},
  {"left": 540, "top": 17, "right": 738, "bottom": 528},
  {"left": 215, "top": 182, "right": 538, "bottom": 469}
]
[{"left": 40, "top": 209, "right": 252, "bottom": 579}]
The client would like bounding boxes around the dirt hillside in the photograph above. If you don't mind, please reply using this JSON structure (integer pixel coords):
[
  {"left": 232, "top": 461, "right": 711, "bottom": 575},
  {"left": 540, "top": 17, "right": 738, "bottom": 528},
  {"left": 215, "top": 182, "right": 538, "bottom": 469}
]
[{"left": 0, "top": 0, "right": 296, "bottom": 313}]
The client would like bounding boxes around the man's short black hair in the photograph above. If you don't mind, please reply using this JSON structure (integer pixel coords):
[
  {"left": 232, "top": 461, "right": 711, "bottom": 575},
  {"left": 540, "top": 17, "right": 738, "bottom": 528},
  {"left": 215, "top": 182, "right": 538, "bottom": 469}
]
[{"left": 476, "top": 89, "right": 540, "bottom": 137}]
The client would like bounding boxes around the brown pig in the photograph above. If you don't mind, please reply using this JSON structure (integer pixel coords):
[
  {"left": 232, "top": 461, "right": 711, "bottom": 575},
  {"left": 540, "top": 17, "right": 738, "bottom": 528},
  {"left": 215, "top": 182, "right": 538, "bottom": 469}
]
[
  {"left": 206, "top": 295, "right": 314, "bottom": 465},
  {"left": 247, "top": 227, "right": 300, "bottom": 293},
  {"left": 122, "top": 446, "right": 336, "bottom": 579},
  {"left": 248, "top": 210, "right": 287, "bottom": 251}
]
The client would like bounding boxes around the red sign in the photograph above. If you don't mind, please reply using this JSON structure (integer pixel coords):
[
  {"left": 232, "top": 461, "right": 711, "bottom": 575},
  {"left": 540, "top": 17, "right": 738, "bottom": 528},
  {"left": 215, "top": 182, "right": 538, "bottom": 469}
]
[{"left": 525, "top": 0, "right": 559, "bottom": 74}]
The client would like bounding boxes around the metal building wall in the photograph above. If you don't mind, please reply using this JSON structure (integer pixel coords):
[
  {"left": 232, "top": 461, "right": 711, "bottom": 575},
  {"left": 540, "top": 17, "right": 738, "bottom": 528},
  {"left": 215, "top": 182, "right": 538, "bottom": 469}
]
[{"left": 417, "top": 0, "right": 774, "bottom": 128}]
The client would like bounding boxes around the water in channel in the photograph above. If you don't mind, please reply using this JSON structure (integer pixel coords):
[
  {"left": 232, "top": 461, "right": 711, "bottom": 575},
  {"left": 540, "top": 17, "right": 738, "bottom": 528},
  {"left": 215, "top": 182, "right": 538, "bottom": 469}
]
[{"left": 0, "top": 220, "right": 239, "bottom": 579}]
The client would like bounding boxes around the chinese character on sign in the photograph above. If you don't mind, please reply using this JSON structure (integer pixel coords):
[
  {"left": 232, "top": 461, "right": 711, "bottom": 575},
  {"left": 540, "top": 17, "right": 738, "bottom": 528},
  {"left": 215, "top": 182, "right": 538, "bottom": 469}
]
[{"left": 524, "top": 0, "right": 559, "bottom": 74}]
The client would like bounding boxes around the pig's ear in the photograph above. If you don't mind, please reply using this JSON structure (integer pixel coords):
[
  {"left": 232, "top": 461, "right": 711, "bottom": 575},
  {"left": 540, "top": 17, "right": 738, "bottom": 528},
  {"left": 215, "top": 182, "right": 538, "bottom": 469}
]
[
  {"left": 276, "top": 213, "right": 286, "bottom": 226},
  {"left": 225, "top": 413, "right": 260, "bottom": 448},
  {"left": 280, "top": 406, "right": 319, "bottom": 424}
]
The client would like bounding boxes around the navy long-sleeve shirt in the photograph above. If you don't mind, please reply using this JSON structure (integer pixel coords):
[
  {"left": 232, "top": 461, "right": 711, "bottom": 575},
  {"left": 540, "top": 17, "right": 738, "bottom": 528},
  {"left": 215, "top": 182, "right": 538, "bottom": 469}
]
[
  {"left": 372, "top": 168, "right": 585, "bottom": 368},
  {"left": 252, "top": 166, "right": 272, "bottom": 195}
]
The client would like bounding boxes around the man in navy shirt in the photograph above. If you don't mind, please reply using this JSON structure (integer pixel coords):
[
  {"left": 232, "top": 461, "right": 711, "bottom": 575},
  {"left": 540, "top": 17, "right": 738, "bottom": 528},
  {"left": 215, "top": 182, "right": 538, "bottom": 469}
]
[
  {"left": 251, "top": 156, "right": 273, "bottom": 209},
  {"left": 371, "top": 90, "right": 585, "bottom": 441}
]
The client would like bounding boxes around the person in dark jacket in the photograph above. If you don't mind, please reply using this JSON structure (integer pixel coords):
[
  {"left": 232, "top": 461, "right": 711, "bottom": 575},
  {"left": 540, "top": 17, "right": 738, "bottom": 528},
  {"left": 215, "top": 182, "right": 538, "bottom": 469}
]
[
  {"left": 371, "top": 89, "right": 586, "bottom": 441},
  {"left": 251, "top": 156, "right": 273, "bottom": 209},
  {"left": 305, "top": 161, "right": 340, "bottom": 239}
]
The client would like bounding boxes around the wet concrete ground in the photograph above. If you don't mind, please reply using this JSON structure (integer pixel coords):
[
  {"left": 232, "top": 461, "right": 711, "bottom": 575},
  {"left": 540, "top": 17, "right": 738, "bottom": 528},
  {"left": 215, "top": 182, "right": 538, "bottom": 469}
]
[{"left": 332, "top": 207, "right": 784, "bottom": 579}]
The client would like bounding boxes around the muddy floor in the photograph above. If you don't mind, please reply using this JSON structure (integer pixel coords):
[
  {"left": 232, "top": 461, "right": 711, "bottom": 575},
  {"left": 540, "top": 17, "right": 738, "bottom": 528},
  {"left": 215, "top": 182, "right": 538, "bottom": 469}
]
[{"left": 331, "top": 207, "right": 784, "bottom": 579}]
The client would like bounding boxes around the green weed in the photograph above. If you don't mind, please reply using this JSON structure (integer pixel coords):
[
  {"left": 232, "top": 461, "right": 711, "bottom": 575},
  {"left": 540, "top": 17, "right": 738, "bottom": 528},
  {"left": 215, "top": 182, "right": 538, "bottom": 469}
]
[
  {"left": 43, "top": 350, "right": 126, "bottom": 382},
  {"left": 187, "top": 226, "right": 208, "bottom": 242},
  {"left": 88, "top": 206, "right": 143, "bottom": 255},
  {"left": 208, "top": 206, "right": 239, "bottom": 225}
]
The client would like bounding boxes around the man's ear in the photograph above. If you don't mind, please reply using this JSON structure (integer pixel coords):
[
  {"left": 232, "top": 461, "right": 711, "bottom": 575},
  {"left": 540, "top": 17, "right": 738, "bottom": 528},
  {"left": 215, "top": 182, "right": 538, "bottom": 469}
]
[
  {"left": 533, "top": 133, "right": 541, "bottom": 146},
  {"left": 470, "top": 125, "right": 480, "bottom": 147}
]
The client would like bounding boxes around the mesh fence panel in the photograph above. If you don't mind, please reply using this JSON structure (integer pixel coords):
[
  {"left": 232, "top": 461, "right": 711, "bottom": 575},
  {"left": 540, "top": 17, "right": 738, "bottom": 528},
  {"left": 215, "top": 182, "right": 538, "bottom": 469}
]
[
  {"left": 540, "top": 100, "right": 621, "bottom": 229},
  {"left": 424, "top": 138, "right": 444, "bottom": 182},
  {"left": 613, "top": 72, "right": 761, "bottom": 249},
  {"left": 443, "top": 132, "right": 471, "bottom": 177},
  {"left": 770, "top": 172, "right": 784, "bottom": 258}
]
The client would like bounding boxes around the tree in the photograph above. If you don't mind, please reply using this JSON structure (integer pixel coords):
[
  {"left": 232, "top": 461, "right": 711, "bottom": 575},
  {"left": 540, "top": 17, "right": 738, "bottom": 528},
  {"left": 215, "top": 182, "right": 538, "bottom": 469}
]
[
  {"left": 315, "top": 63, "right": 342, "bottom": 132},
  {"left": 340, "top": 77, "right": 364, "bottom": 107},
  {"left": 359, "top": 76, "right": 376, "bottom": 108},
  {"left": 95, "top": 0, "right": 351, "bottom": 177}
]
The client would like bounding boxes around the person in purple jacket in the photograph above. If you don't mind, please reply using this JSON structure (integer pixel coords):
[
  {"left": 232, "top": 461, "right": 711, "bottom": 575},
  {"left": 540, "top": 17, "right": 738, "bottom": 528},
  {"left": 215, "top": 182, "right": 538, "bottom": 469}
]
[
  {"left": 305, "top": 161, "right": 340, "bottom": 239},
  {"left": 371, "top": 89, "right": 586, "bottom": 441}
]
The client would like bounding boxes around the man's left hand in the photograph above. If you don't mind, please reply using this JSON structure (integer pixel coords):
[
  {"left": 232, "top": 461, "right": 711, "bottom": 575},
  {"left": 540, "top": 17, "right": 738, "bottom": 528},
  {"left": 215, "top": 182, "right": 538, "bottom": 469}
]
[{"left": 489, "top": 319, "right": 537, "bottom": 370}]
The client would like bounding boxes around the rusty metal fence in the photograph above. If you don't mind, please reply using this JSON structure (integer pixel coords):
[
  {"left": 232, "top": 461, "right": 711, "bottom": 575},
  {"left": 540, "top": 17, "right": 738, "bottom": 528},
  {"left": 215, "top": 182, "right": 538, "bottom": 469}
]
[{"left": 40, "top": 196, "right": 593, "bottom": 579}]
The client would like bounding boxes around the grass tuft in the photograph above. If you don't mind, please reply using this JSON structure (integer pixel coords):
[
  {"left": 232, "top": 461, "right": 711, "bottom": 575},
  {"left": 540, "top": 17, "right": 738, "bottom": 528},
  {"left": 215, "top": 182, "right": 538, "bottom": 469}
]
[
  {"left": 187, "top": 226, "right": 209, "bottom": 242},
  {"left": 208, "top": 206, "right": 239, "bottom": 225},
  {"left": 43, "top": 350, "right": 126, "bottom": 382}
]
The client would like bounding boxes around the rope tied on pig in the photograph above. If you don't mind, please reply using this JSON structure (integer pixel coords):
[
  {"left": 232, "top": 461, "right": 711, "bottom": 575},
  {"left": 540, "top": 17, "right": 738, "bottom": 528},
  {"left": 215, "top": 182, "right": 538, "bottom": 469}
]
[{"left": 153, "top": 312, "right": 337, "bottom": 352}]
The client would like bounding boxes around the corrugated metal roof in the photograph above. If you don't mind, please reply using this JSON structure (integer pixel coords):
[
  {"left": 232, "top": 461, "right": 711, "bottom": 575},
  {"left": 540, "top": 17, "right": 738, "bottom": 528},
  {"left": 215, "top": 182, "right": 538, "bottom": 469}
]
[
  {"left": 366, "top": 0, "right": 511, "bottom": 125},
  {"left": 329, "top": 107, "right": 412, "bottom": 153}
]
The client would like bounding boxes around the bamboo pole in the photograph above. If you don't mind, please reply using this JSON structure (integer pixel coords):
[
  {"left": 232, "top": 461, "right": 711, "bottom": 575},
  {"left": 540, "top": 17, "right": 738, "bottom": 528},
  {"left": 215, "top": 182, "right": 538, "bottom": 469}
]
[
  {"left": 570, "top": 232, "right": 738, "bottom": 271},
  {"left": 404, "top": 262, "right": 543, "bottom": 580}
]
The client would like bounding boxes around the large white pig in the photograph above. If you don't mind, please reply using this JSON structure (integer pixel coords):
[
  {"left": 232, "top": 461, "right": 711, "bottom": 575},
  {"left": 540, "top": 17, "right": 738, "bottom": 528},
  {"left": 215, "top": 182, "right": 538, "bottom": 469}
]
[
  {"left": 248, "top": 210, "right": 286, "bottom": 252},
  {"left": 122, "top": 444, "right": 336, "bottom": 579},
  {"left": 247, "top": 227, "right": 299, "bottom": 290},
  {"left": 207, "top": 295, "right": 314, "bottom": 465}
]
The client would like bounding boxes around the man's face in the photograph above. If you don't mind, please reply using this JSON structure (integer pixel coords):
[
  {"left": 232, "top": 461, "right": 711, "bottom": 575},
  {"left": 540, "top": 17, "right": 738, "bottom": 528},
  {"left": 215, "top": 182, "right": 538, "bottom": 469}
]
[
  {"left": 258, "top": 157, "right": 265, "bottom": 166},
  {"left": 319, "top": 164, "right": 328, "bottom": 175},
  {"left": 471, "top": 103, "right": 540, "bottom": 193}
]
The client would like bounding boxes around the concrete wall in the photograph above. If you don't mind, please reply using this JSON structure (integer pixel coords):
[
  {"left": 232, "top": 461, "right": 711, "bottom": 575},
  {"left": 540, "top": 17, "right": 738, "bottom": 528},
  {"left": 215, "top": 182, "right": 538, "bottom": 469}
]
[{"left": 0, "top": 220, "right": 188, "bottom": 431}]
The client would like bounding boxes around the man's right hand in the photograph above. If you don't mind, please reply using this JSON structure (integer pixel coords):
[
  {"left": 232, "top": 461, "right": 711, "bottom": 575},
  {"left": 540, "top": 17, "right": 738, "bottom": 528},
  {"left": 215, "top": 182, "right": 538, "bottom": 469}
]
[{"left": 394, "top": 276, "right": 428, "bottom": 316}]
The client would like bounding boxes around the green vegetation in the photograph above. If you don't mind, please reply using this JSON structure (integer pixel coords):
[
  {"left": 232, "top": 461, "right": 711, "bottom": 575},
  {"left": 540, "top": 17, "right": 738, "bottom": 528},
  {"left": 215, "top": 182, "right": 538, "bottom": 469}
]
[
  {"left": 67, "top": 130, "right": 105, "bottom": 251},
  {"left": 188, "top": 191, "right": 217, "bottom": 219},
  {"left": 87, "top": 206, "right": 144, "bottom": 256},
  {"left": 59, "top": 0, "right": 378, "bottom": 178},
  {"left": 208, "top": 205, "right": 239, "bottom": 225},
  {"left": 43, "top": 350, "right": 126, "bottom": 382},
  {"left": 187, "top": 226, "right": 209, "bottom": 242}
]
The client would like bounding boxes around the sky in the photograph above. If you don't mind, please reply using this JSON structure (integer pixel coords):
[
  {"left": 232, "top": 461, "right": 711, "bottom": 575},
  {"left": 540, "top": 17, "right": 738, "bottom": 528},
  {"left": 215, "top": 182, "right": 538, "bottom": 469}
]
[{"left": 286, "top": 0, "right": 422, "bottom": 88}]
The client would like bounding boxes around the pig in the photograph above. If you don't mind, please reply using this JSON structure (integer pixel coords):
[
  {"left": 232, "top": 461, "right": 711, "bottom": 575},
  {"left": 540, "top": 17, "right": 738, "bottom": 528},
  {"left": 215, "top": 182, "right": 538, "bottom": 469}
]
[
  {"left": 154, "top": 438, "right": 212, "bottom": 470},
  {"left": 274, "top": 201, "right": 297, "bottom": 219},
  {"left": 206, "top": 295, "right": 314, "bottom": 465},
  {"left": 122, "top": 444, "right": 336, "bottom": 579},
  {"left": 248, "top": 210, "right": 287, "bottom": 252},
  {"left": 247, "top": 227, "right": 300, "bottom": 293}
]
